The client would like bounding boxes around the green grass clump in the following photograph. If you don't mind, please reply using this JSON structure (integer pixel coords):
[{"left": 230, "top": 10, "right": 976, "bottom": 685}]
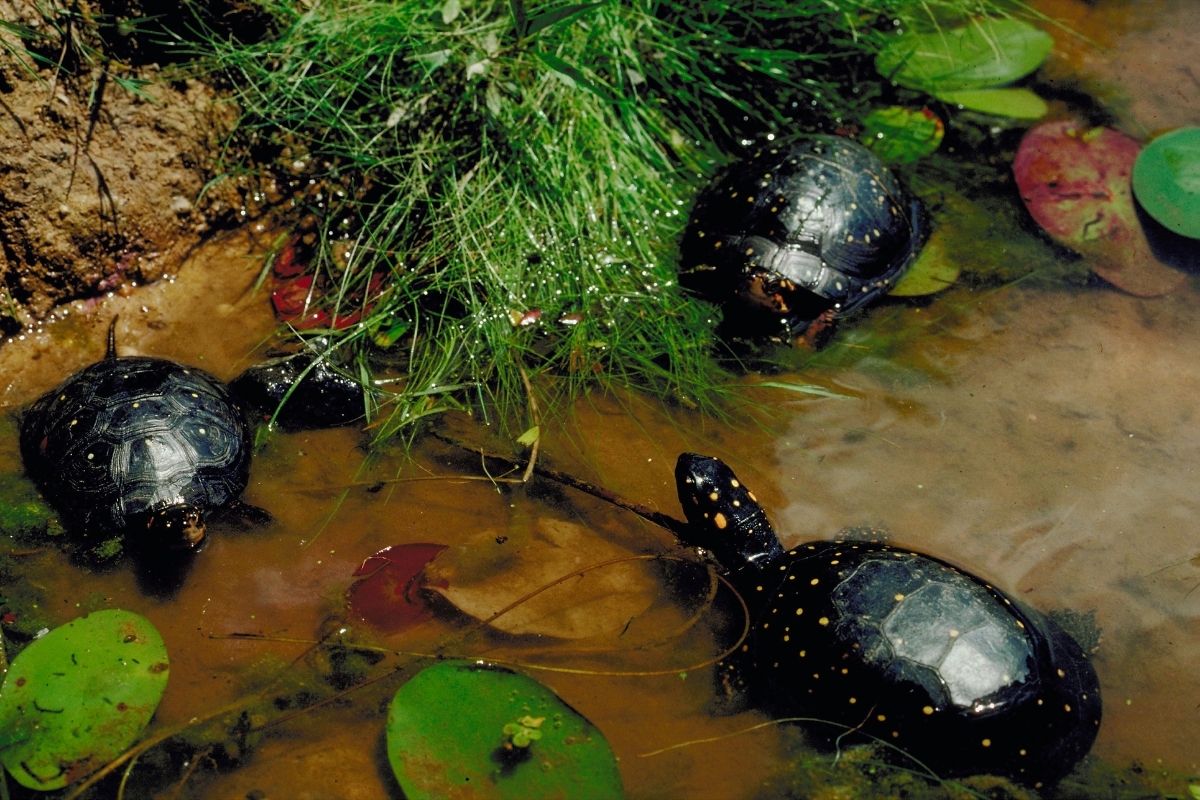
[{"left": 183, "top": 0, "right": 1021, "bottom": 442}]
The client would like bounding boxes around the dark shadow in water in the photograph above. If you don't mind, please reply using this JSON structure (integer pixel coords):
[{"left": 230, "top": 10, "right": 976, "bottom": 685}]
[
  {"left": 129, "top": 540, "right": 200, "bottom": 598},
  {"left": 373, "top": 728, "right": 407, "bottom": 799},
  {"left": 1135, "top": 201, "right": 1200, "bottom": 273}
]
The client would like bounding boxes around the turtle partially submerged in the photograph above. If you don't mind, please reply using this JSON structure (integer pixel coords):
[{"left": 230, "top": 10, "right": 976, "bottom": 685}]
[
  {"left": 674, "top": 453, "right": 1101, "bottom": 786},
  {"left": 678, "top": 136, "right": 928, "bottom": 343},
  {"left": 230, "top": 340, "right": 369, "bottom": 430},
  {"left": 19, "top": 319, "right": 254, "bottom": 553}
]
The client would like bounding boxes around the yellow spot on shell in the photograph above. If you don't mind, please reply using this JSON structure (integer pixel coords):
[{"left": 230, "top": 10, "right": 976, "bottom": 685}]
[
  {"left": 894, "top": 593, "right": 905, "bottom": 602},
  {"left": 981, "top": 739, "right": 992, "bottom": 748},
  {"left": 794, "top": 608, "right": 803, "bottom": 615},
  {"left": 848, "top": 697, "right": 857, "bottom": 704},
  {"left": 810, "top": 578, "right": 820, "bottom": 586},
  {"left": 708, "top": 491, "right": 719, "bottom": 501},
  {"left": 818, "top": 617, "right": 829, "bottom": 626},
  {"left": 922, "top": 705, "right": 934, "bottom": 716},
  {"left": 730, "top": 479, "right": 740, "bottom": 488},
  {"left": 876, "top": 714, "right": 887, "bottom": 722},
  {"left": 748, "top": 491, "right": 758, "bottom": 502},
  {"left": 713, "top": 512, "right": 728, "bottom": 530}
]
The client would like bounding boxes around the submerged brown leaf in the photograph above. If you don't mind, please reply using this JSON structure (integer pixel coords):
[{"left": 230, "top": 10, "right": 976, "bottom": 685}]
[{"left": 424, "top": 517, "right": 660, "bottom": 640}]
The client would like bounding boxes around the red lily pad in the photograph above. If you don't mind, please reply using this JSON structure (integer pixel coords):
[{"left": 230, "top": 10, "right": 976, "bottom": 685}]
[
  {"left": 1013, "top": 120, "right": 1186, "bottom": 297},
  {"left": 347, "top": 543, "right": 448, "bottom": 633}
]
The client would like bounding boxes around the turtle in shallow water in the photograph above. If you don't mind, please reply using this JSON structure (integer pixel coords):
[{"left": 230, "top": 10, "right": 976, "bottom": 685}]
[
  {"left": 230, "top": 338, "right": 369, "bottom": 430},
  {"left": 19, "top": 319, "right": 254, "bottom": 553},
  {"left": 673, "top": 453, "right": 1101, "bottom": 786},
  {"left": 678, "top": 136, "right": 929, "bottom": 344}
]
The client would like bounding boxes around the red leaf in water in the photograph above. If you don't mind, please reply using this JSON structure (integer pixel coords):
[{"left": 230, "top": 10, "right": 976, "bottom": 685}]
[
  {"left": 271, "top": 275, "right": 332, "bottom": 328},
  {"left": 347, "top": 543, "right": 448, "bottom": 633},
  {"left": 272, "top": 238, "right": 307, "bottom": 279},
  {"left": 1013, "top": 120, "right": 1185, "bottom": 297}
]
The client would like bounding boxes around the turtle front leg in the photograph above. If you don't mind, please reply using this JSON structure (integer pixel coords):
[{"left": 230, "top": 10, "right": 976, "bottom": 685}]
[{"left": 796, "top": 307, "right": 839, "bottom": 349}]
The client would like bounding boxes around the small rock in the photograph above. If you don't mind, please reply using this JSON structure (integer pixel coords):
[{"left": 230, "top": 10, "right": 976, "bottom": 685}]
[{"left": 170, "top": 195, "right": 193, "bottom": 216}]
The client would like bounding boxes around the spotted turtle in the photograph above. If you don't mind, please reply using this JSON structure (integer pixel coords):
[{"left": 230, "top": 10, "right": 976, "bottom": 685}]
[
  {"left": 678, "top": 136, "right": 929, "bottom": 342},
  {"left": 230, "top": 340, "right": 368, "bottom": 430},
  {"left": 674, "top": 453, "right": 1101, "bottom": 786},
  {"left": 19, "top": 320, "right": 253, "bottom": 551}
]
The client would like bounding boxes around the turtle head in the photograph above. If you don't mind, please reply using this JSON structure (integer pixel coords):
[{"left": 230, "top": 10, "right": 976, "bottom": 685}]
[
  {"left": 143, "top": 506, "right": 207, "bottom": 550},
  {"left": 675, "top": 453, "right": 784, "bottom": 570}
]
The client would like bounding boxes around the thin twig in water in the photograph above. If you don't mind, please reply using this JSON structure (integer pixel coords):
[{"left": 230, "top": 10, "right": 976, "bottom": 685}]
[{"left": 430, "top": 430, "right": 691, "bottom": 539}]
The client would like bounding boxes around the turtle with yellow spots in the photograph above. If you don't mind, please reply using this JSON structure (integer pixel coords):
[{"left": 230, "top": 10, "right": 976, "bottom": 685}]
[{"left": 674, "top": 453, "right": 1101, "bottom": 787}]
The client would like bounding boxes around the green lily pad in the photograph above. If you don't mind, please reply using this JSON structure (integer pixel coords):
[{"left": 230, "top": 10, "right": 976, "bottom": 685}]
[
  {"left": 889, "top": 228, "right": 959, "bottom": 296},
  {"left": 1132, "top": 126, "right": 1200, "bottom": 239},
  {"left": 876, "top": 18, "right": 1053, "bottom": 94},
  {"left": 0, "top": 609, "right": 169, "bottom": 791},
  {"left": 936, "top": 87, "right": 1048, "bottom": 120},
  {"left": 386, "top": 660, "right": 623, "bottom": 800},
  {"left": 861, "top": 106, "right": 944, "bottom": 164}
]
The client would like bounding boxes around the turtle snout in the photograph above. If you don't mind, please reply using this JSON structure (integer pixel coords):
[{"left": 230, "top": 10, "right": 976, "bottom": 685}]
[{"left": 146, "top": 506, "right": 207, "bottom": 550}]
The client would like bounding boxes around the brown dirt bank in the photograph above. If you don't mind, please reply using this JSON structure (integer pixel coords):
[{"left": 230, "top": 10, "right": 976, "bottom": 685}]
[{"left": 0, "top": 0, "right": 257, "bottom": 334}]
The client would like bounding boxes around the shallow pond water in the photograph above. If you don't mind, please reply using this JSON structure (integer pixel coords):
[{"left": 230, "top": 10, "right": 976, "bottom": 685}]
[{"left": 2, "top": 1, "right": 1199, "bottom": 797}]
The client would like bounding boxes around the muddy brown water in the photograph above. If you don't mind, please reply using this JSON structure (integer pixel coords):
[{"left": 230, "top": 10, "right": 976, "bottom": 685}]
[
  {"left": 3, "top": 1, "right": 1200, "bottom": 797},
  {"left": 6, "top": 248, "right": 1200, "bottom": 797}
]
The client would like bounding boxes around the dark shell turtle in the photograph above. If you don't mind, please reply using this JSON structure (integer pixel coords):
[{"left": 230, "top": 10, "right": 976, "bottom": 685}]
[
  {"left": 230, "top": 340, "right": 368, "bottom": 430},
  {"left": 674, "top": 453, "right": 1101, "bottom": 786},
  {"left": 19, "top": 320, "right": 253, "bottom": 551},
  {"left": 678, "top": 136, "right": 929, "bottom": 342}
]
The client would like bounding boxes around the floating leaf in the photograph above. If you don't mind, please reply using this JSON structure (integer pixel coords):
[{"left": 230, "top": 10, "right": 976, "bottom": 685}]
[
  {"left": 876, "top": 18, "right": 1053, "bottom": 94},
  {"left": 0, "top": 609, "right": 169, "bottom": 791},
  {"left": 347, "top": 543, "right": 448, "bottom": 633},
  {"left": 889, "top": 227, "right": 960, "bottom": 296},
  {"left": 861, "top": 106, "right": 944, "bottom": 164},
  {"left": 1132, "top": 126, "right": 1200, "bottom": 239},
  {"left": 936, "top": 87, "right": 1048, "bottom": 120},
  {"left": 425, "top": 517, "right": 658, "bottom": 639},
  {"left": 1013, "top": 120, "right": 1186, "bottom": 297},
  {"left": 386, "top": 660, "right": 623, "bottom": 800},
  {"left": 515, "top": 425, "right": 540, "bottom": 447}
]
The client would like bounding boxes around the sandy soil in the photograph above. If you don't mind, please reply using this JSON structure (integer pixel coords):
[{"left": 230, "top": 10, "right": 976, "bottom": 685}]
[{"left": 0, "top": 0, "right": 250, "bottom": 332}]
